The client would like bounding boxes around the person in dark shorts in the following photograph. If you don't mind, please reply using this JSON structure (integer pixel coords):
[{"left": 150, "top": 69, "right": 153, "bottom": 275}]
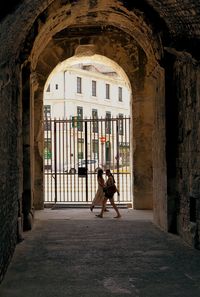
[{"left": 96, "top": 169, "right": 121, "bottom": 218}]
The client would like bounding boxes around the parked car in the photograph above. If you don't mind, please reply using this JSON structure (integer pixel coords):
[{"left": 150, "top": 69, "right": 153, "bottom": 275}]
[{"left": 64, "top": 159, "right": 99, "bottom": 174}]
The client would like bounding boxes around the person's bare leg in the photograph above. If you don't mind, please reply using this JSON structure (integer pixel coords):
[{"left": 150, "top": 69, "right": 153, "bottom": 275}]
[
  {"left": 110, "top": 199, "right": 121, "bottom": 218},
  {"left": 96, "top": 199, "right": 107, "bottom": 218}
]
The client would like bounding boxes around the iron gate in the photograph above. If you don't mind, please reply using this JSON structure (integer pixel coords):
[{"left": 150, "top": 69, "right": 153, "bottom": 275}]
[{"left": 44, "top": 117, "right": 132, "bottom": 206}]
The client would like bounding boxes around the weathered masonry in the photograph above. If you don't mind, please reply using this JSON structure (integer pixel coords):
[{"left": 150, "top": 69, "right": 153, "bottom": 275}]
[{"left": 0, "top": 0, "right": 200, "bottom": 282}]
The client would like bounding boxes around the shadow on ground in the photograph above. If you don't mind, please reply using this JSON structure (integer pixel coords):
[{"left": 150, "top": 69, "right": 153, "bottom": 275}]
[{"left": 0, "top": 209, "right": 200, "bottom": 297}]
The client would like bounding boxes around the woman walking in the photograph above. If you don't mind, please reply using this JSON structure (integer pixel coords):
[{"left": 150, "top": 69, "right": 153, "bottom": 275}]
[
  {"left": 90, "top": 169, "right": 108, "bottom": 212},
  {"left": 96, "top": 169, "right": 121, "bottom": 218}
]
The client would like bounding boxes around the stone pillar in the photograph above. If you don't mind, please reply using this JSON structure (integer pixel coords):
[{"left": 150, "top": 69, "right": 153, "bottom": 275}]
[
  {"left": 132, "top": 60, "right": 168, "bottom": 232},
  {"left": 21, "top": 64, "right": 34, "bottom": 231},
  {"left": 132, "top": 60, "right": 161, "bottom": 210},
  {"left": 132, "top": 81, "right": 154, "bottom": 209},
  {"left": 152, "top": 65, "right": 168, "bottom": 230},
  {"left": 30, "top": 72, "right": 44, "bottom": 210}
]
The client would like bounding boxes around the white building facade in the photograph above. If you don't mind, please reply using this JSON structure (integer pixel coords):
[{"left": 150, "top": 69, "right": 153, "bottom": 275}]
[
  {"left": 44, "top": 64, "right": 131, "bottom": 121},
  {"left": 43, "top": 64, "right": 131, "bottom": 174}
]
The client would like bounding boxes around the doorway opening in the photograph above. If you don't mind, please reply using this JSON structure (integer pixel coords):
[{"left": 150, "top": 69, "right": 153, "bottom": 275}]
[{"left": 43, "top": 55, "right": 132, "bottom": 207}]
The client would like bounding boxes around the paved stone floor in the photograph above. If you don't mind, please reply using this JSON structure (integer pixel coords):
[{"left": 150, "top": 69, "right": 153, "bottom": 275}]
[{"left": 0, "top": 208, "right": 200, "bottom": 297}]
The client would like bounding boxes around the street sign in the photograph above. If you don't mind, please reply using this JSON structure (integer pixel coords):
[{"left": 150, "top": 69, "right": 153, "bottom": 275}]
[{"left": 100, "top": 136, "right": 106, "bottom": 143}]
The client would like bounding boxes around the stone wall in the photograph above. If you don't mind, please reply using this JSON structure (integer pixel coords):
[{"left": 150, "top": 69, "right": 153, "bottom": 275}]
[
  {"left": 164, "top": 48, "right": 200, "bottom": 247},
  {"left": 0, "top": 0, "right": 160, "bottom": 281},
  {"left": 0, "top": 64, "right": 21, "bottom": 282},
  {"left": 152, "top": 65, "right": 167, "bottom": 230},
  {"left": 174, "top": 53, "right": 200, "bottom": 248},
  {"left": 29, "top": 0, "right": 162, "bottom": 213},
  {"left": 0, "top": 0, "right": 200, "bottom": 283}
]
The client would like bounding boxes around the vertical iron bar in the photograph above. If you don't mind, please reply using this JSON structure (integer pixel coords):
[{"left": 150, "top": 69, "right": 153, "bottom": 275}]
[
  {"left": 44, "top": 118, "right": 48, "bottom": 203},
  {"left": 116, "top": 118, "right": 120, "bottom": 203},
  {"left": 125, "top": 116, "right": 128, "bottom": 203},
  {"left": 46, "top": 118, "right": 50, "bottom": 203},
  {"left": 101, "top": 117, "right": 104, "bottom": 170},
  {"left": 73, "top": 118, "right": 76, "bottom": 203},
  {"left": 112, "top": 118, "right": 114, "bottom": 174},
  {"left": 66, "top": 119, "right": 69, "bottom": 203},
  {"left": 62, "top": 119, "right": 65, "bottom": 202},
  {"left": 129, "top": 117, "right": 131, "bottom": 204},
  {"left": 50, "top": 119, "right": 53, "bottom": 202},
  {"left": 69, "top": 118, "right": 72, "bottom": 202},
  {"left": 81, "top": 119, "right": 84, "bottom": 202},
  {"left": 96, "top": 117, "right": 100, "bottom": 196},
  {"left": 123, "top": 116, "right": 126, "bottom": 203},
  {"left": 43, "top": 119, "right": 45, "bottom": 203},
  {"left": 85, "top": 121, "right": 88, "bottom": 202},
  {"left": 90, "top": 117, "right": 92, "bottom": 202},
  {"left": 58, "top": 119, "right": 61, "bottom": 202},
  {"left": 77, "top": 118, "right": 80, "bottom": 202},
  {"left": 54, "top": 120, "right": 57, "bottom": 204}
]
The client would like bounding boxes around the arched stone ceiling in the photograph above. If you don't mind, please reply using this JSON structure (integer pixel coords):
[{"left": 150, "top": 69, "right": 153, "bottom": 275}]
[
  {"left": 30, "top": 8, "right": 158, "bottom": 71},
  {"left": 1, "top": 0, "right": 200, "bottom": 40},
  {"left": 146, "top": 0, "right": 200, "bottom": 39},
  {"left": 33, "top": 25, "right": 146, "bottom": 93},
  {"left": 122, "top": 0, "right": 200, "bottom": 58},
  {"left": 121, "top": 0, "right": 200, "bottom": 38},
  {"left": 0, "top": 0, "right": 200, "bottom": 63}
]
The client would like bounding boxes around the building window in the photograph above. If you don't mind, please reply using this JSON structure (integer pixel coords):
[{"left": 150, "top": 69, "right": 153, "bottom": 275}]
[
  {"left": 44, "top": 138, "right": 52, "bottom": 170},
  {"left": 71, "top": 116, "right": 77, "bottom": 128},
  {"left": 77, "top": 106, "right": 83, "bottom": 131},
  {"left": 92, "top": 139, "right": 99, "bottom": 159},
  {"left": 77, "top": 77, "right": 82, "bottom": 93},
  {"left": 46, "top": 84, "right": 50, "bottom": 92},
  {"left": 55, "top": 84, "right": 58, "bottom": 90},
  {"left": 118, "top": 113, "right": 124, "bottom": 135},
  {"left": 44, "top": 138, "right": 52, "bottom": 159},
  {"left": 92, "top": 80, "right": 97, "bottom": 96},
  {"left": 44, "top": 105, "right": 51, "bottom": 130},
  {"left": 105, "top": 111, "right": 111, "bottom": 134},
  {"left": 118, "top": 87, "right": 122, "bottom": 101},
  {"left": 44, "top": 105, "right": 51, "bottom": 118},
  {"left": 92, "top": 109, "right": 98, "bottom": 133},
  {"left": 119, "top": 142, "right": 130, "bottom": 166},
  {"left": 78, "top": 138, "right": 84, "bottom": 159},
  {"left": 106, "top": 83, "right": 110, "bottom": 99}
]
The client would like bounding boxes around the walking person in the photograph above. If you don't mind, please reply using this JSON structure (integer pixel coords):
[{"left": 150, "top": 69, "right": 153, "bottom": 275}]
[
  {"left": 90, "top": 169, "right": 109, "bottom": 212},
  {"left": 96, "top": 169, "right": 121, "bottom": 218}
]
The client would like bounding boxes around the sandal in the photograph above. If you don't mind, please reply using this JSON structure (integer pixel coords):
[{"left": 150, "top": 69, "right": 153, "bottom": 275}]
[{"left": 96, "top": 214, "right": 103, "bottom": 218}]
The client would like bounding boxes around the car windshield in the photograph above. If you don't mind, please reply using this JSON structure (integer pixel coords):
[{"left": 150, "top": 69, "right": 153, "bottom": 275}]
[{"left": 79, "top": 160, "right": 96, "bottom": 165}]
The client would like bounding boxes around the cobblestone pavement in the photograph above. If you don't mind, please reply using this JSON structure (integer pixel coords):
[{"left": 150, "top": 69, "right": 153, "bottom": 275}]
[{"left": 0, "top": 209, "right": 200, "bottom": 297}]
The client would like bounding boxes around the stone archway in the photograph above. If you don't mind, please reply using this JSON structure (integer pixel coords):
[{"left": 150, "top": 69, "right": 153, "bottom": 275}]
[
  {"left": 26, "top": 1, "right": 167, "bottom": 230},
  {"left": 1, "top": 0, "right": 200, "bottom": 282}
]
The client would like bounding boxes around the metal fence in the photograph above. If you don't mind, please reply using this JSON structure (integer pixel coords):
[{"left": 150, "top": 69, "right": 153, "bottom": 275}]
[{"left": 44, "top": 117, "right": 132, "bottom": 206}]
